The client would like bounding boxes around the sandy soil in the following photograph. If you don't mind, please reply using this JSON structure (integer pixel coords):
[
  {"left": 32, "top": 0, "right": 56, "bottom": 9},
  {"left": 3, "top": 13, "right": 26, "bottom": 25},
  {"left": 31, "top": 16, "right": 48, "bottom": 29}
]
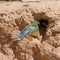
[{"left": 0, "top": 1, "right": 60, "bottom": 60}]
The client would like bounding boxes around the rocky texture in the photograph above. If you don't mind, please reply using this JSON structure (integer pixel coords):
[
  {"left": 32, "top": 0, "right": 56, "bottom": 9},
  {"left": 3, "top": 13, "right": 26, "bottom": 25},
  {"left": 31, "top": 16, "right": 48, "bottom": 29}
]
[
  {"left": 0, "top": 0, "right": 59, "bottom": 1},
  {"left": 21, "top": 0, "right": 39, "bottom": 2},
  {"left": 0, "top": 1, "right": 60, "bottom": 60}
]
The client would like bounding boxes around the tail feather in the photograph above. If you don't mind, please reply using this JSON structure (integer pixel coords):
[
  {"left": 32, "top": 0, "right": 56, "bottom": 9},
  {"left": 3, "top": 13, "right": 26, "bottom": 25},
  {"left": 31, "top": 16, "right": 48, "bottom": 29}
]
[{"left": 15, "top": 29, "right": 31, "bottom": 40}]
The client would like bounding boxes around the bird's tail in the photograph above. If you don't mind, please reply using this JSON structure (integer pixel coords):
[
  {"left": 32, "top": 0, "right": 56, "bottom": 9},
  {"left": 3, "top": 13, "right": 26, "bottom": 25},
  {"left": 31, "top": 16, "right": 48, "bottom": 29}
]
[{"left": 13, "top": 29, "right": 31, "bottom": 41}]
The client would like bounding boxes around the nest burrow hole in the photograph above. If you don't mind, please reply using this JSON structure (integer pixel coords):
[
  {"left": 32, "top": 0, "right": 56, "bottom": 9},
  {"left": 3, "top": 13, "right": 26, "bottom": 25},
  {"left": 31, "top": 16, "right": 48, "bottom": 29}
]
[{"left": 38, "top": 19, "right": 49, "bottom": 41}]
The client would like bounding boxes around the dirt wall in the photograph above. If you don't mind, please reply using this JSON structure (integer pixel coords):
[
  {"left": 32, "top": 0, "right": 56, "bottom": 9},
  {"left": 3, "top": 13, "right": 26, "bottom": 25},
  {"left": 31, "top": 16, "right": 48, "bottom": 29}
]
[{"left": 0, "top": 1, "right": 60, "bottom": 60}]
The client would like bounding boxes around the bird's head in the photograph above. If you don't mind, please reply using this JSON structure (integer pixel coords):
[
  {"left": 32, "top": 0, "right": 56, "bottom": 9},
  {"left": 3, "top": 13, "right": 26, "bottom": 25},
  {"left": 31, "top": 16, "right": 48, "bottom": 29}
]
[{"left": 31, "top": 21, "right": 39, "bottom": 27}]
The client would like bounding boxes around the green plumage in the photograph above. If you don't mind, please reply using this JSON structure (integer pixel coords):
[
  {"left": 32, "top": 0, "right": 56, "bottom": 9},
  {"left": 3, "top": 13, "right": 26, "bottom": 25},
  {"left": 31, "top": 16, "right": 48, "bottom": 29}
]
[
  {"left": 15, "top": 21, "right": 39, "bottom": 40},
  {"left": 25, "top": 21, "right": 39, "bottom": 36}
]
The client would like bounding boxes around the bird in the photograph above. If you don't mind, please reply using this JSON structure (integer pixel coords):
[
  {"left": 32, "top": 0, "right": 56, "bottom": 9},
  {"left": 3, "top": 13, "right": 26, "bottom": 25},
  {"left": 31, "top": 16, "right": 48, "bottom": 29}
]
[{"left": 13, "top": 21, "right": 40, "bottom": 41}]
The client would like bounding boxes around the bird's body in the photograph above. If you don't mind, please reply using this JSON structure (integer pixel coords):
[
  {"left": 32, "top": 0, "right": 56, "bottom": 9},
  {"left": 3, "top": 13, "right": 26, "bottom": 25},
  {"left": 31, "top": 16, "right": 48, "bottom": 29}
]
[{"left": 14, "top": 21, "right": 40, "bottom": 40}]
